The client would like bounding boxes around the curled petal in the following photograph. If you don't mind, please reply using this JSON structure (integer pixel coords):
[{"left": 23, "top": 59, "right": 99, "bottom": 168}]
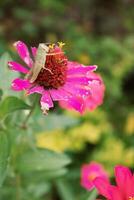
[
  {"left": 14, "top": 41, "right": 33, "bottom": 67},
  {"left": 11, "top": 78, "right": 31, "bottom": 91},
  {"left": 8, "top": 61, "right": 29, "bottom": 74},
  {"left": 40, "top": 91, "right": 54, "bottom": 113},
  {"left": 28, "top": 86, "right": 44, "bottom": 95}
]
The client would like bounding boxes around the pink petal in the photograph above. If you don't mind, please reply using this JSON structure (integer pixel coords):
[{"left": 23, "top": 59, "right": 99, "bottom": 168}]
[
  {"left": 93, "top": 177, "right": 111, "bottom": 199},
  {"left": 63, "top": 83, "right": 90, "bottom": 97},
  {"left": 50, "top": 88, "right": 72, "bottom": 101},
  {"left": 109, "top": 186, "right": 122, "bottom": 200},
  {"left": 11, "top": 78, "right": 31, "bottom": 91},
  {"left": 31, "top": 47, "right": 37, "bottom": 57},
  {"left": 67, "top": 61, "right": 81, "bottom": 69},
  {"left": 59, "top": 97, "right": 85, "bottom": 113},
  {"left": 85, "top": 74, "right": 105, "bottom": 111},
  {"left": 66, "top": 97, "right": 85, "bottom": 113},
  {"left": 8, "top": 61, "right": 29, "bottom": 74},
  {"left": 67, "top": 65, "right": 97, "bottom": 76},
  {"left": 40, "top": 91, "right": 54, "bottom": 111},
  {"left": 87, "top": 162, "right": 109, "bottom": 180},
  {"left": 14, "top": 41, "right": 33, "bottom": 67},
  {"left": 115, "top": 165, "right": 133, "bottom": 197},
  {"left": 128, "top": 178, "right": 134, "bottom": 199},
  {"left": 28, "top": 86, "right": 44, "bottom": 95},
  {"left": 66, "top": 77, "right": 93, "bottom": 85},
  {"left": 81, "top": 162, "right": 109, "bottom": 191},
  {"left": 59, "top": 100, "right": 71, "bottom": 111},
  {"left": 81, "top": 178, "right": 94, "bottom": 191},
  {"left": 81, "top": 164, "right": 95, "bottom": 191}
]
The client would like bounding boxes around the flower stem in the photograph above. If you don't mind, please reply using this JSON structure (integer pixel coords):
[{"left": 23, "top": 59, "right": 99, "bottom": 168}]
[
  {"left": 16, "top": 174, "right": 21, "bottom": 200},
  {"left": 21, "top": 94, "right": 39, "bottom": 129}
]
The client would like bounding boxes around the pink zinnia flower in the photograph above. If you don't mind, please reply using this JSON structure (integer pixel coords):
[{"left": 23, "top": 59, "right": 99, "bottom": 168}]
[
  {"left": 81, "top": 161, "right": 109, "bottom": 191},
  {"left": 8, "top": 41, "right": 104, "bottom": 114},
  {"left": 94, "top": 165, "right": 134, "bottom": 200}
]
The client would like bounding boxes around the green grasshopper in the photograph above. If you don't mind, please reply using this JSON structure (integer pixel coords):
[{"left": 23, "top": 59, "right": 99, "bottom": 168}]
[{"left": 28, "top": 43, "right": 49, "bottom": 83}]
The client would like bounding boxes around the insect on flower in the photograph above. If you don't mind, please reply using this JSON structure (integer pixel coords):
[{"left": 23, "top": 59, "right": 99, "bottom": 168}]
[
  {"left": 27, "top": 43, "right": 49, "bottom": 83},
  {"left": 8, "top": 41, "right": 105, "bottom": 114}
]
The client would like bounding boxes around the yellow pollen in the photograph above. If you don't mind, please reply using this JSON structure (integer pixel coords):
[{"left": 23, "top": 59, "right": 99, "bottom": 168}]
[{"left": 58, "top": 42, "right": 65, "bottom": 48}]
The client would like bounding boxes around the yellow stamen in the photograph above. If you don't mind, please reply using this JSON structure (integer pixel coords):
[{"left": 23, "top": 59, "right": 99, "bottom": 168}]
[
  {"left": 58, "top": 42, "right": 65, "bottom": 48},
  {"left": 49, "top": 44, "right": 55, "bottom": 49}
]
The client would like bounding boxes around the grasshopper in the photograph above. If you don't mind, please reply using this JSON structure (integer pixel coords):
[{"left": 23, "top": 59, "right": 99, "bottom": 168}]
[{"left": 27, "top": 43, "right": 49, "bottom": 83}]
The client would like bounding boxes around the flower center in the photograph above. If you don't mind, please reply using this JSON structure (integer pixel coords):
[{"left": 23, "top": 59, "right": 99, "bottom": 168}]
[
  {"left": 35, "top": 45, "right": 68, "bottom": 89},
  {"left": 88, "top": 172, "right": 97, "bottom": 181}
]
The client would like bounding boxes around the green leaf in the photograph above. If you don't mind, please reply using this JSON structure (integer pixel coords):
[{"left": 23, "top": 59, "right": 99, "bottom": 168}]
[
  {"left": 0, "top": 96, "right": 31, "bottom": 120},
  {"left": 44, "top": 114, "right": 79, "bottom": 130},
  {"left": 56, "top": 180, "right": 75, "bottom": 200},
  {"left": 16, "top": 149, "right": 71, "bottom": 173},
  {"left": 0, "top": 89, "right": 3, "bottom": 101},
  {"left": 32, "top": 111, "right": 79, "bottom": 132},
  {"left": 0, "top": 52, "right": 19, "bottom": 98},
  {"left": 26, "top": 182, "right": 51, "bottom": 198},
  {"left": 24, "top": 168, "right": 68, "bottom": 182},
  {"left": 0, "top": 132, "right": 10, "bottom": 186}
]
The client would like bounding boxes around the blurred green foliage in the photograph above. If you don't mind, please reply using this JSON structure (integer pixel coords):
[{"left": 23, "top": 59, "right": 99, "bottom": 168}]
[{"left": 0, "top": 0, "right": 134, "bottom": 199}]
